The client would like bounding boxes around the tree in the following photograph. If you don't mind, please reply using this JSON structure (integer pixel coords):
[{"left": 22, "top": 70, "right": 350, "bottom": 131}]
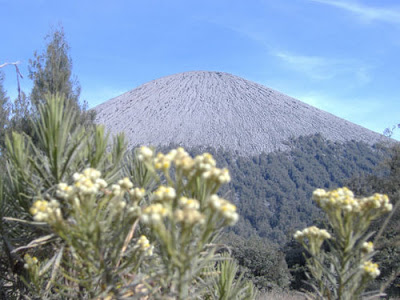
[
  {"left": 0, "top": 71, "right": 10, "bottom": 150},
  {"left": 28, "top": 26, "right": 94, "bottom": 124},
  {"left": 9, "top": 91, "right": 32, "bottom": 134}
]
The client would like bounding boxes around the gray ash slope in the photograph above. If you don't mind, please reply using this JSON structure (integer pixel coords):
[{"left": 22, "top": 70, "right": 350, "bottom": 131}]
[{"left": 94, "top": 71, "right": 387, "bottom": 155}]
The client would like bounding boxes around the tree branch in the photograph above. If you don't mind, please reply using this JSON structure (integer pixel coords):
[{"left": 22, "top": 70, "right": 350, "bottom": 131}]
[
  {"left": 0, "top": 61, "right": 21, "bottom": 69},
  {"left": 0, "top": 61, "right": 24, "bottom": 102}
]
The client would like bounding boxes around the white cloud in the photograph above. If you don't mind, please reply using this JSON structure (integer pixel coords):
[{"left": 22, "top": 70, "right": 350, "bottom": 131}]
[
  {"left": 293, "top": 91, "right": 391, "bottom": 135},
  {"left": 310, "top": 0, "right": 400, "bottom": 24},
  {"left": 273, "top": 51, "right": 371, "bottom": 83},
  {"left": 274, "top": 52, "right": 339, "bottom": 80}
]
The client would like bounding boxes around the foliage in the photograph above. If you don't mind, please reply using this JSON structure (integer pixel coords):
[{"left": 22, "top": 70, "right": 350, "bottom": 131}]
[
  {"left": 0, "top": 70, "right": 11, "bottom": 150},
  {"left": 1, "top": 95, "right": 255, "bottom": 299},
  {"left": 157, "top": 137, "right": 384, "bottom": 246},
  {"left": 221, "top": 232, "right": 291, "bottom": 291},
  {"left": 294, "top": 187, "right": 392, "bottom": 299},
  {"left": 28, "top": 26, "right": 94, "bottom": 125},
  {"left": 347, "top": 143, "right": 400, "bottom": 295},
  {"left": 9, "top": 90, "right": 34, "bottom": 136},
  {"left": 205, "top": 254, "right": 258, "bottom": 300},
  {"left": 155, "top": 138, "right": 386, "bottom": 291},
  {"left": 0, "top": 94, "right": 125, "bottom": 298},
  {"left": 230, "top": 135, "right": 384, "bottom": 244}
]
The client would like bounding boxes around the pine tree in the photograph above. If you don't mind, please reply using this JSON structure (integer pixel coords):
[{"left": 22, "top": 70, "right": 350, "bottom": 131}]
[
  {"left": 10, "top": 91, "right": 32, "bottom": 135},
  {"left": 0, "top": 71, "right": 10, "bottom": 150},
  {"left": 28, "top": 26, "right": 94, "bottom": 124}
]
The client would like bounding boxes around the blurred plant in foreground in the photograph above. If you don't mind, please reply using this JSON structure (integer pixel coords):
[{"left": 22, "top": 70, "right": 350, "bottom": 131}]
[
  {"left": 294, "top": 187, "right": 392, "bottom": 300},
  {"left": 1, "top": 94, "right": 256, "bottom": 299}
]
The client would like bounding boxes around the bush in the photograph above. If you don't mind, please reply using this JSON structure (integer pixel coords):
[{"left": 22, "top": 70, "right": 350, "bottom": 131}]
[
  {"left": 0, "top": 95, "right": 256, "bottom": 299},
  {"left": 294, "top": 187, "right": 393, "bottom": 299}
]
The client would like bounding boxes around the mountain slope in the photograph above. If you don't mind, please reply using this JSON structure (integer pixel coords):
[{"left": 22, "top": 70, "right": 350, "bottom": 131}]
[{"left": 94, "top": 71, "right": 387, "bottom": 155}]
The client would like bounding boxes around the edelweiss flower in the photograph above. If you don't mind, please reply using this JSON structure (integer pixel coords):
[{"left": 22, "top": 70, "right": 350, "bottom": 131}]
[
  {"left": 137, "top": 146, "right": 154, "bottom": 161},
  {"left": 136, "top": 235, "right": 153, "bottom": 256},
  {"left": 141, "top": 203, "right": 169, "bottom": 224},
  {"left": 361, "top": 241, "right": 374, "bottom": 255},
  {"left": 118, "top": 177, "right": 133, "bottom": 190},
  {"left": 30, "top": 199, "right": 62, "bottom": 223},
  {"left": 208, "top": 194, "right": 239, "bottom": 225},
  {"left": 362, "top": 261, "right": 380, "bottom": 278},
  {"left": 152, "top": 186, "right": 176, "bottom": 202}
]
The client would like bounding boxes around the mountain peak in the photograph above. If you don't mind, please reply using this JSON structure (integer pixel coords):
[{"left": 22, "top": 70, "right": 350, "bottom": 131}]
[{"left": 94, "top": 71, "right": 387, "bottom": 155}]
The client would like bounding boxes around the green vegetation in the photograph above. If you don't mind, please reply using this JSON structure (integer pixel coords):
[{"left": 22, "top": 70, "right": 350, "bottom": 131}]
[
  {"left": 0, "top": 71, "right": 10, "bottom": 150},
  {"left": 157, "top": 137, "right": 387, "bottom": 292},
  {"left": 1, "top": 26, "right": 95, "bottom": 146},
  {"left": 1, "top": 26, "right": 398, "bottom": 299},
  {"left": 0, "top": 95, "right": 256, "bottom": 299},
  {"left": 347, "top": 144, "right": 400, "bottom": 295},
  {"left": 295, "top": 187, "right": 391, "bottom": 299},
  {"left": 28, "top": 26, "right": 92, "bottom": 124},
  {"left": 162, "top": 135, "right": 384, "bottom": 244}
]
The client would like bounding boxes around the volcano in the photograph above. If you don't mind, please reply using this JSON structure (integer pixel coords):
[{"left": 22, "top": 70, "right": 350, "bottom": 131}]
[{"left": 94, "top": 71, "right": 387, "bottom": 155}]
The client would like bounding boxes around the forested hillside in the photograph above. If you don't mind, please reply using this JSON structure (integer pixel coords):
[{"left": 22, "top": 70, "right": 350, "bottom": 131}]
[
  {"left": 155, "top": 134, "right": 388, "bottom": 290},
  {"left": 163, "top": 134, "right": 385, "bottom": 244}
]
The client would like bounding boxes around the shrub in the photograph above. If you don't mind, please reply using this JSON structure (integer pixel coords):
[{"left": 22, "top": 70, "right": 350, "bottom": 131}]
[
  {"left": 0, "top": 95, "right": 256, "bottom": 299},
  {"left": 294, "top": 187, "right": 393, "bottom": 299}
]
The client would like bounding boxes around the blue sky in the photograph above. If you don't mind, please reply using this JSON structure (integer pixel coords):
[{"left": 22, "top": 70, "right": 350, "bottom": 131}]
[{"left": 1, "top": 0, "right": 399, "bottom": 139}]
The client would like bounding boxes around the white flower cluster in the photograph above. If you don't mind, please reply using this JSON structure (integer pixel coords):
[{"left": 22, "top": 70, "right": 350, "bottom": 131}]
[
  {"left": 312, "top": 187, "right": 392, "bottom": 215},
  {"left": 362, "top": 261, "right": 380, "bottom": 278},
  {"left": 129, "top": 187, "right": 146, "bottom": 202},
  {"left": 141, "top": 203, "right": 169, "bottom": 224},
  {"left": 137, "top": 146, "right": 154, "bottom": 162},
  {"left": 69, "top": 168, "right": 107, "bottom": 196},
  {"left": 154, "top": 152, "right": 174, "bottom": 170},
  {"left": 361, "top": 241, "right": 374, "bottom": 255},
  {"left": 111, "top": 184, "right": 123, "bottom": 197},
  {"left": 110, "top": 177, "right": 133, "bottom": 197},
  {"left": 30, "top": 199, "right": 62, "bottom": 223},
  {"left": 173, "top": 148, "right": 196, "bottom": 173},
  {"left": 179, "top": 197, "right": 200, "bottom": 210},
  {"left": 175, "top": 197, "right": 204, "bottom": 226},
  {"left": 208, "top": 195, "right": 239, "bottom": 226},
  {"left": 118, "top": 177, "right": 134, "bottom": 190},
  {"left": 313, "top": 188, "right": 357, "bottom": 213},
  {"left": 57, "top": 169, "right": 145, "bottom": 208},
  {"left": 152, "top": 186, "right": 176, "bottom": 202},
  {"left": 23, "top": 254, "right": 38, "bottom": 270},
  {"left": 56, "top": 169, "right": 108, "bottom": 210},
  {"left": 359, "top": 193, "right": 392, "bottom": 213},
  {"left": 138, "top": 146, "right": 231, "bottom": 184},
  {"left": 136, "top": 235, "right": 153, "bottom": 256},
  {"left": 56, "top": 183, "right": 74, "bottom": 199},
  {"left": 202, "top": 167, "right": 231, "bottom": 184},
  {"left": 294, "top": 226, "right": 331, "bottom": 241},
  {"left": 194, "top": 153, "right": 216, "bottom": 172}
]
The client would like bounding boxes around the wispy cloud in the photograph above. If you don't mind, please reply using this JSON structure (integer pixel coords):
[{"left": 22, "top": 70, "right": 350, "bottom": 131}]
[
  {"left": 294, "top": 91, "right": 388, "bottom": 134},
  {"left": 274, "top": 52, "right": 338, "bottom": 80},
  {"left": 310, "top": 0, "right": 400, "bottom": 24},
  {"left": 273, "top": 51, "right": 371, "bottom": 83}
]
